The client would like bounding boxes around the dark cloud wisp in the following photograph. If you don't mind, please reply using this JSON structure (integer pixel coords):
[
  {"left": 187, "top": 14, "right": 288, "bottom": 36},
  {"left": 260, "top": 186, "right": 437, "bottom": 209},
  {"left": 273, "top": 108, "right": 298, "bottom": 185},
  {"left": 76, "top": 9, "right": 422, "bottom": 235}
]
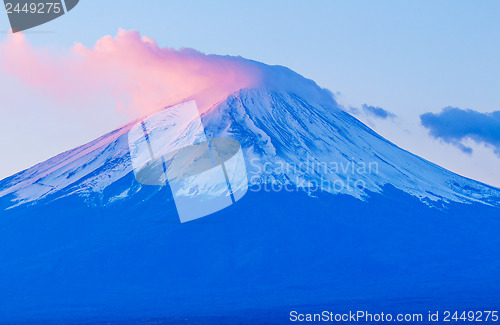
[
  {"left": 420, "top": 107, "right": 500, "bottom": 156},
  {"left": 361, "top": 104, "right": 396, "bottom": 119}
]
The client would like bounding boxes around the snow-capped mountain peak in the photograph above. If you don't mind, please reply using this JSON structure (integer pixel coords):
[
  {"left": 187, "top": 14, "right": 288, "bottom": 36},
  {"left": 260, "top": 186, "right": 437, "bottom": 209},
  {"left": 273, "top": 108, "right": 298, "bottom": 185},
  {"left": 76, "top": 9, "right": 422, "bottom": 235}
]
[{"left": 1, "top": 68, "right": 499, "bottom": 210}]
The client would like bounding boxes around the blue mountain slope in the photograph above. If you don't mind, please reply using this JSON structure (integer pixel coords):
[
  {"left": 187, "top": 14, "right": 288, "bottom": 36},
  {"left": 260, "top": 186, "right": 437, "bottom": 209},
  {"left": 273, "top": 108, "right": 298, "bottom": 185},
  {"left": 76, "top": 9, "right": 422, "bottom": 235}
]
[{"left": 0, "top": 183, "right": 499, "bottom": 324}]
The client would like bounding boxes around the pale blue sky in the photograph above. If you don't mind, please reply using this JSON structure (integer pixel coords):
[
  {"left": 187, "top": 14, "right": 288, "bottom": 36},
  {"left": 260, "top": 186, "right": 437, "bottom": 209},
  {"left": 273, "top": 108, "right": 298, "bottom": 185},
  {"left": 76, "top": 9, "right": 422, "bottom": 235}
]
[{"left": 1, "top": 0, "right": 499, "bottom": 186}]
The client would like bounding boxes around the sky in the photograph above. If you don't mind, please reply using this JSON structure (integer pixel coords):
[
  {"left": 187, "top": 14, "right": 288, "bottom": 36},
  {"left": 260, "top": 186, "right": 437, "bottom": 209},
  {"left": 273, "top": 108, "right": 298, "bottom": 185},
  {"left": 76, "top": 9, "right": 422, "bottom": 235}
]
[{"left": 0, "top": 0, "right": 499, "bottom": 187}]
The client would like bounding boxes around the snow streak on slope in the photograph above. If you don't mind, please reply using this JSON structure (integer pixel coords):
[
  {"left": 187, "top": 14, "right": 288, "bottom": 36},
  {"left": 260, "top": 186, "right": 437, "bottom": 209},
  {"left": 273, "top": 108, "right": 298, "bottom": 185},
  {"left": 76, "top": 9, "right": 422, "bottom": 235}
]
[
  {"left": 0, "top": 123, "right": 137, "bottom": 208},
  {"left": 202, "top": 89, "right": 500, "bottom": 205},
  {"left": 1, "top": 79, "right": 499, "bottom": 209}
]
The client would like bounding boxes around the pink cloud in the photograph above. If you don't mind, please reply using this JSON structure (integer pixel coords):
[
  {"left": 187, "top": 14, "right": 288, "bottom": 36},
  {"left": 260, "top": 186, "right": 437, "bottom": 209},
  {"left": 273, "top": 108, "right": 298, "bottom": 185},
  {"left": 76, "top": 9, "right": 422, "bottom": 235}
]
[{"left": 0, "top": 29, "right": 263, "bottom": 117}]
